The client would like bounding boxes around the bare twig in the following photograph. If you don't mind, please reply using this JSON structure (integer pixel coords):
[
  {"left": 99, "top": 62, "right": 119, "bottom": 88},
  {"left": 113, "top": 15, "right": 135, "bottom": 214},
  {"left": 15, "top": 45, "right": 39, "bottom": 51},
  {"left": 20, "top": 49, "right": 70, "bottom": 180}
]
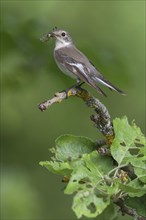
[
  {"left": 38, "top": 86, "right": 114, "bottom": 145},
  {"left": 38, "top": 91, "right": 67, "bottom": 111}
]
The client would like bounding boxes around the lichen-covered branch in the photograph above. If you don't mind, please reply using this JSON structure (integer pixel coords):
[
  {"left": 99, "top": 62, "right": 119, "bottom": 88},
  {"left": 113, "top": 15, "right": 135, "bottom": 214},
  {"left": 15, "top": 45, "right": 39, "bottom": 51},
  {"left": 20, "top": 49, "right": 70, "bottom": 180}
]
[
  {"left": 38, "top": 86, "right": 114, "bottom": 145},
  {"left": 113, "top": 198, "right": 146, "bottom": 220}
]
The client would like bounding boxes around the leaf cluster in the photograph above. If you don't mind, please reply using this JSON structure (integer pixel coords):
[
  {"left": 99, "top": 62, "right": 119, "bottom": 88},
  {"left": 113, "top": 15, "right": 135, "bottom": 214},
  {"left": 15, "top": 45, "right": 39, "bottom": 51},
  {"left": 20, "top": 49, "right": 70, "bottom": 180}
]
[{"left": 40, "top": 117, "right": 146, "bottom": 219}]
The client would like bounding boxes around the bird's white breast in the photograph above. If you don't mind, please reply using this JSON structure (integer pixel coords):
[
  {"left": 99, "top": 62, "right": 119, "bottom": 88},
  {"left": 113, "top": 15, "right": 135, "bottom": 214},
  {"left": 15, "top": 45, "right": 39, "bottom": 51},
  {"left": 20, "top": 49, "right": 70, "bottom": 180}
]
[
  {"left": 54, "top": 54, "right": 77, "bottom": 80},
  {"left": 55, "top": 40, "right": 72, "bottom": 50}
]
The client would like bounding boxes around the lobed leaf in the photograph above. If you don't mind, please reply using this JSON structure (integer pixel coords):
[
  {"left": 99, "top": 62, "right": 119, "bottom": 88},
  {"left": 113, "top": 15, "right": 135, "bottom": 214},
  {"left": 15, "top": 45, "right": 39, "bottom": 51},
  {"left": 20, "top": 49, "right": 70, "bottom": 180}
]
[
  {"left": 111, "top": 116, "right": 146, "bottom": 184},
  {"left": 55, "top": 134, "right": 96, "bottom": 161},
  {"left": 72, "top": 189, "right": 110, "bottom": 218}
]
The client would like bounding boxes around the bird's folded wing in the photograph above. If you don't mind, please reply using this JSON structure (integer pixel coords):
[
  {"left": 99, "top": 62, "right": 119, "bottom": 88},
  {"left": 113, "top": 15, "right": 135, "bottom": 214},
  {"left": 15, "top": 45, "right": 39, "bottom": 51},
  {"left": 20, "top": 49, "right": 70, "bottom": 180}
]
[{"left": 55, "top": 51, "right": 107, "bottom": 96}]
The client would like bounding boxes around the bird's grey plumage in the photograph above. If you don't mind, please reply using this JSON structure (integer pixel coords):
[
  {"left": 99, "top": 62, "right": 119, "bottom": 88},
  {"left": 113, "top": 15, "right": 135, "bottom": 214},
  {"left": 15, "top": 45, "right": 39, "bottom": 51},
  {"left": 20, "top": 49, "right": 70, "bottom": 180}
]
[
  {"left": 41, "top": 28, "right": 125, "bottom": 96},
  {"left": 54, "top": 46, "right": 107, "bottom": 96}
]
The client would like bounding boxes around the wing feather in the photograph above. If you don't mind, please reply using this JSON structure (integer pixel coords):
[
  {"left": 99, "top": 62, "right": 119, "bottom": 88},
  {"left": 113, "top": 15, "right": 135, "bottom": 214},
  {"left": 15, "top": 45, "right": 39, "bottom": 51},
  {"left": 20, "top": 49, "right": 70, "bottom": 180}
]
[{"left": 57, "top": 54, "right": 106, "bottom": 96}]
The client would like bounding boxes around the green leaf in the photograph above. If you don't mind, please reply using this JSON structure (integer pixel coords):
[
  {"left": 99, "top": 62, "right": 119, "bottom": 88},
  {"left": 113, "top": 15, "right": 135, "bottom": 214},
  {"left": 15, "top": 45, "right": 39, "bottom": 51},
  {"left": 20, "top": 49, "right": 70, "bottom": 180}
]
[
  {"left": 130, "top": 156, "right": 146, "bottom": 183},
  {"left": 83, "top": 151, "right": 113, "bottom": 184},
  {"left": 65, "top": 151, "right": 114, "bottom": 195},
  {"left": 55, "top": 134, "right": 96, "bottom": 161},
  {"left": 39, "top": 160, "right": 72, "bottom": 175},
  {"left": 111, "top": 116, "right": 146, "bottom": 183},
  {"left": 64, "top": 165, "right": 91, "bottom": 194},
  {"left": 40, "top": 135, "right": 96, "bottom": 176},
  {"left": 63, "top": 150, "right": 120, "bottom": 218},
  {"left": 113, "top": 117, "right": 137, "bottom": 145},
  {"left": 119, "top": 178, "right": 146, "bottom": 197},
  {"left": 72, "top": 189, "right": 110, "bottom": 218},
  {"left": 111, "top": 117, "right": 146, "bottom": 165}
]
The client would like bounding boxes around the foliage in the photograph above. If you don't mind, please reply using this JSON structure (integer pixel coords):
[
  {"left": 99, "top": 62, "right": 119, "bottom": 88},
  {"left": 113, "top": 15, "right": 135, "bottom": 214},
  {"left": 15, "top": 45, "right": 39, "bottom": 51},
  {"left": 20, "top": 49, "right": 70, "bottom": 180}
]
[{"left": 40, "top": 117, "right": 146, "bottom": 219}]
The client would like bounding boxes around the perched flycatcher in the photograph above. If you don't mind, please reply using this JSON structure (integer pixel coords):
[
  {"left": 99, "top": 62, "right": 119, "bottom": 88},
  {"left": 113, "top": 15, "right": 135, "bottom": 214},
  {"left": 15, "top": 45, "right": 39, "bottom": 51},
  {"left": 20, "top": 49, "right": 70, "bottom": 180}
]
[{"left": 40, "top": 27, "right": 125, "bottom": 97}]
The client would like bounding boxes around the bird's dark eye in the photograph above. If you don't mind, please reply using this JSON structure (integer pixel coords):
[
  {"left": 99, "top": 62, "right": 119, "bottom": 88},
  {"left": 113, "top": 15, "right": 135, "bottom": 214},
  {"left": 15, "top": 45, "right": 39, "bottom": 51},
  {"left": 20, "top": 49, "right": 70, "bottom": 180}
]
[{"left": 61, "top": 32, "right": 66, "bottom": 37}]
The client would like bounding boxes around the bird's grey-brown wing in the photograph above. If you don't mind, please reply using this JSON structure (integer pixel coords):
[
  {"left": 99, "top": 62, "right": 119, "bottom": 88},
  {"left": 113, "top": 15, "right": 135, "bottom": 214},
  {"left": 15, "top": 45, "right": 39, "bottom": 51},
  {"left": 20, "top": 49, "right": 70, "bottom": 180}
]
[
  {"left": 55, "top": 48, "right": 107, "bottom": 96},
  {"left": 56, "top": 46, "right": 125, "bottom": 95}
]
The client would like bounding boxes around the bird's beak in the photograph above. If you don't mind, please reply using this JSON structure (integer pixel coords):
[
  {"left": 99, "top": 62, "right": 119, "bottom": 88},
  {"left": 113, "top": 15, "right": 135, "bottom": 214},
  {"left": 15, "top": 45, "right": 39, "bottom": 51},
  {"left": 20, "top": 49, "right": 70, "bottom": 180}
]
[{"left": 49, "top": 32, "right": 60, "bottom": 38}]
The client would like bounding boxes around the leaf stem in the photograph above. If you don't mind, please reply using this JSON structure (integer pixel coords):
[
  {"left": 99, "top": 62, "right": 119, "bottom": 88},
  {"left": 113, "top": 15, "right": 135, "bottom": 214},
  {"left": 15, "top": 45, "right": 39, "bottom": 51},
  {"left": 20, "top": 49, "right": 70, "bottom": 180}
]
[{"left": 108, "top": 164, "right": 128, "bottom": 177}]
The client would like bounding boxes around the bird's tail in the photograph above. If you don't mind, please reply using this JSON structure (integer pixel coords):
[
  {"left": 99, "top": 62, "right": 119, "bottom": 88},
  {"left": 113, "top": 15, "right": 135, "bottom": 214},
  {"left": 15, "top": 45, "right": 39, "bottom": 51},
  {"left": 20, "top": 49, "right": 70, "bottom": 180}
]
[{"left": 94, "top": 77, "right": 126, "bottom": 95}]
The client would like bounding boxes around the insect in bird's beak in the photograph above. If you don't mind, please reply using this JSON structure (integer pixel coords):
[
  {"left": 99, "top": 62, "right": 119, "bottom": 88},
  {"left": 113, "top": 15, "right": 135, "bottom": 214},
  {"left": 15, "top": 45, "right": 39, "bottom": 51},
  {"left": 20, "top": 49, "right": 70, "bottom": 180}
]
[
  {"left": 40, "top": 32, "right": 53, "bottom": 42},
  {"left": 40, "top": 27, "right": 58, "bottom": 42}
]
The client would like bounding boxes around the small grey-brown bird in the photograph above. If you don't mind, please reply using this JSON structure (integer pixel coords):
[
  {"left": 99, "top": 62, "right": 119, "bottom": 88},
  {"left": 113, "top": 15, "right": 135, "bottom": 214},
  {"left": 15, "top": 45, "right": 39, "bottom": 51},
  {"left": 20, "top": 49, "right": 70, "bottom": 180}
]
[{"left": 40, "top": 27, "right": 125, "bottom": 97}]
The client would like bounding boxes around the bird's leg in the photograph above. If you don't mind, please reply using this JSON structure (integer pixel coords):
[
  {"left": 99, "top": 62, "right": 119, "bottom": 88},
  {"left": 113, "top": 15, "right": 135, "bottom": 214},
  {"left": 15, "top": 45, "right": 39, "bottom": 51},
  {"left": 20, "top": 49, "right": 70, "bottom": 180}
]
[
  {"left": 69, "top": 79, "right": 84, "bottom": 89},
  {"left": 75, "top": 80, "right": 85, "bottom": 88},
  {"left": 59, "top": 79, "right": 85, "bottom": 98}
]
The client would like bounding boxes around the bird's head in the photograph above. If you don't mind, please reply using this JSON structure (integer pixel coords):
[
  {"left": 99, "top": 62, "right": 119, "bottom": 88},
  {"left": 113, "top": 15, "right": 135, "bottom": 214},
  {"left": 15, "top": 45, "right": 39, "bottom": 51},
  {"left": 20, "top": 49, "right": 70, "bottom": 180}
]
[{"left": 40, "top": 27, "right": 73, "bottom": 48}]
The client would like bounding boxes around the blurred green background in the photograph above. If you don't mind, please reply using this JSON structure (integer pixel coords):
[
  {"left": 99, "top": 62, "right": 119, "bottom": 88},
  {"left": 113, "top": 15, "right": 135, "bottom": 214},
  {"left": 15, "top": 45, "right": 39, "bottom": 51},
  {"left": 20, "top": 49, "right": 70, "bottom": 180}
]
[{"left": 1, "top": 0, "right": 145, "bottom": 219}]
